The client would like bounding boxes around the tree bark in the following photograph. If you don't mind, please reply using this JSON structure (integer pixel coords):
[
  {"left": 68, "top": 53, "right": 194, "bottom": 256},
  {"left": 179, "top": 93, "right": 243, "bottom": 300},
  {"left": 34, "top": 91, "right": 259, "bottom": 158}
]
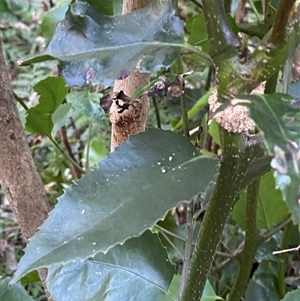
[
  {"left": 0, "top": 40, "right": 52, "bottom": 299},
  {"left": 110, "top": 0, "right": 152, "bottom": 151}
]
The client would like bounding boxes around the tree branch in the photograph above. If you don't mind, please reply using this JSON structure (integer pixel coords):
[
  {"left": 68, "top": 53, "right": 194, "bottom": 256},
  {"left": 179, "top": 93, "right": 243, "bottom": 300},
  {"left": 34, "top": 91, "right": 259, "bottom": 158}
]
[
  {"left": 110, "top": 0, "right": 151, "bottom": 151},
  {"left": 269, "top": 0, "right": 296, "bottom": 47},
  {"left": 0, "top": 40, "right": 53, "bottom": 300}
]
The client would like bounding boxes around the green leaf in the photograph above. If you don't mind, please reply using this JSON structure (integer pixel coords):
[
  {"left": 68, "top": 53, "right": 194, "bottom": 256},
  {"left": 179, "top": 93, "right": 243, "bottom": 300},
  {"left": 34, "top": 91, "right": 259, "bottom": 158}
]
[
  {"left": 201, "top": 280, "right": 223, "bottom": 301},
  {"left": 173, "top": 88, "right": 213, "bottom": 130},
  {"left": 188, "top": 13, "right": 208, "bottom": 52},
  {"left": 25, "top": 76, "right": 68, "bottom": 135},
  {"left": 20, "top": 0, "right": 185, "bottom": 87},
  {"left": 234, "top": 93, "right": 300, "bottom": 224},
  {"left": 235, "top": 93, "right": 300, "bottom": 152},
  {"left": 20, "top": 270, "right": 40, "bottom": 285},
  {"left": 86, "top": 137, "right": 108, "bottom": 165},
  {"left": 0, "top": 277, "right": 34, "bottom": 301},
  {"left": 67, "top": 90, "right": 104, "bottom": 125},
  {"left": 232, "top": 172, "right": 289, "bottom": 230},
  {"left": 46, "top": 231, "right": 174, "bottom": 301},
  {"left": 281, "top": 289, "right": 300, "bottom": 301},
  {"left": 41, "top": 3, "right": 69, "bottom": 40},
  {"left": 52, "top": 103, "right": 73, "bottom": 133},
  {"left": 208, "top": 119, "right": 221, "bottom": 146},
  {"left": 245, "top": 279, "right": 279, "bottom": 301},
  {"left": 157, "top": 211, "right": 186, "bottom": 264},
  {"left": 12, "top": 129, "right": 218, "bottom": 282},
  {"left": 241, "top": 155, "right": 272, "bottom": 189},
  {"left": 84, "top": 0, "right": 113, "bottom": 15}
]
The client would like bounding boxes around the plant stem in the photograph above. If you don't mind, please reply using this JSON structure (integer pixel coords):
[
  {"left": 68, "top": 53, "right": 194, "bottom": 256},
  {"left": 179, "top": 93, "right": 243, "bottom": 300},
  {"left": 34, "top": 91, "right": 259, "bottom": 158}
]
[
  {"left": 180, "top": 131, "right": 264, "bottom": 301},
  {"left": 152, "top": 97, "right": 161, "bottom": 129},
  {"left": 85, "top": 119, "right": 92, "bottom": 170},
  {"left": 60, "top": 126, "right": 83, "bottom": 179},
  {"left": 248, "top": 0, "right": 262, "bottom": 21},
  {"left": 228, "top": 179, "right": 260, "bottom": 301},
  {"left": 179, "top": 200, "right": 194, "bottom": 298},
  {"left": 269, "top": 0, "right": 296, "bottom": 47},
  {"left": 260, "top": 215, "right": 292, "bottom": 241},
  {"left": 180, "top": 93, "right": 189, "bottom": 137},
  {"left": 176, "top": 58, "right": 189, "bottom": 137},
  {"left": 278, "top": 220, "right": 293, "bottom": 298},
  {"left": 49, "top": 135, "right": 85, "bottom": 174},
  {"left": 202, "top": 0, "right": 240, "bottom": 56},
  {"left": 189, "top": 0, "right": 202, "bottom": 10}
]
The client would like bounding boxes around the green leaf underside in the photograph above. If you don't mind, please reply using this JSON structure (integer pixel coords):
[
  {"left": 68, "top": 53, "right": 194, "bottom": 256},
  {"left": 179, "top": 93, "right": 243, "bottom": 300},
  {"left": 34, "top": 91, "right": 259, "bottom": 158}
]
[
  {"left": 47, "top": 231, "right": 174, "bottom": 301},
  {"left": 12, "top": 129, "right": 218, "bottom": 282},
  {"left": 22, "top": 0, "right": 185, "bottom": 87},
  {"left": 0, "top": 278, "right": 34, "bottom": 301},
  {"left": 25, "top": 76, "right": 68, "bottom": 135},
  {"left": 232, "top": 172, "right": 289, "bottom": 230}
]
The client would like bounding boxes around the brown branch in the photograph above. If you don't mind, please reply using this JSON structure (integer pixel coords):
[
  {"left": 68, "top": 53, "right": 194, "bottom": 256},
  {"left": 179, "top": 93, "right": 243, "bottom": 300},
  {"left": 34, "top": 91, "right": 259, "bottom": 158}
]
[
  {"left": 235, "top": 0, "right": 246, "bottom": 24},
  {"left": 110, "top": 0, "right": 152, "bottom": 151},
  {"left": 0, "top": 40, "right": 53, "bottom": 300},
  {"left": 269, "top": 0, "right": 296, "bottom": 46},
  {"left": 60, "top": 125, "right": 82, "bottom": 179}
]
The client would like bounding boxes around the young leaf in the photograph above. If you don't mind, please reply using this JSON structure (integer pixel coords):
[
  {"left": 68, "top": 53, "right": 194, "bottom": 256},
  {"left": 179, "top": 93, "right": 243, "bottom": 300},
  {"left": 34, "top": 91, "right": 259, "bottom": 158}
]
[
  {"left": 20, "top": 0, "right": 185, "bottom": 87},
  {"left": 12, "top": 129, "right": 218, "bottom": 282},
  {"left": 46, "top": 231, "right": 173, "bottom": 301},
  {"left": 25, "top": 76, "right": 68, "bottom": 135}
]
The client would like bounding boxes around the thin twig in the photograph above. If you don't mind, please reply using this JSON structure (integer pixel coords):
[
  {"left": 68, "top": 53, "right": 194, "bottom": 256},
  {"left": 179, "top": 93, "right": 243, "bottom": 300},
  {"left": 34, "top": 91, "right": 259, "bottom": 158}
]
[
  {"left": 179, "top": 201, "right": 194, "bottom": 298},
  {"left": 273, "top": 245, "right": 300, "bottom": 255},
  {"left": 85, "top": 119, "right": 92, "bottom": 170},
  {"left": 159, "top": 230, "right": 184, "bottom": 259},
  {"left": 49, "top": 134, "right": 85, "bottom": 176},
  {"left": 260, "top": 215, "right": 292, "bottom": 241},
  {"left": 190, "top": 0, "right": 203, "bottom": 9},
  {"left": 155, "top": 224, "right": 187, "bottom": 242},
  {"left": 152, "top": 97, "right": 161, "bottom": 129},
  {"left": 248, "top": 0, "right": 262, "bottom": 21},
  {"left": 60, "top": 126, "right": 82, "bottom": 179}
]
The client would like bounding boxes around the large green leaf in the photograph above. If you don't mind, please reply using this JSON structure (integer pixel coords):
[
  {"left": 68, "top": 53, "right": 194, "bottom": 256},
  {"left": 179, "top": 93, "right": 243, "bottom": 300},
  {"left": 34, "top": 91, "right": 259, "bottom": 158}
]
[
  {"left": 47, "top": 231, "right": 174, "bottom": 301},
  {"left": 20, "top": 0, "right": 186, "bottom": 87},
  {"left": 234, "top": 93, "right": 300, "bottom": 224},
  {"left": 25, "top": 76, "right": 68, "bottom": 135},
  {"left": 281, "top": 289, "right": 300, "bottom": 301},
  {"left": 0, "top": 278, "right": 34, "bottom": 301},
  {"left": 12, "top": 129, "right": 218, "bottom": 282},
  {"left": 231, "top": 172, "right": 289, "bottom": 230}
]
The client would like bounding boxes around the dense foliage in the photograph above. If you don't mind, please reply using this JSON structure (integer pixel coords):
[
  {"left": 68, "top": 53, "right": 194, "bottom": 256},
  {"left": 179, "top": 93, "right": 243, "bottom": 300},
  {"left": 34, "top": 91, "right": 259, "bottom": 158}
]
[{"left": 1, "top": 0, "right": 300, "bottom": 301}]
